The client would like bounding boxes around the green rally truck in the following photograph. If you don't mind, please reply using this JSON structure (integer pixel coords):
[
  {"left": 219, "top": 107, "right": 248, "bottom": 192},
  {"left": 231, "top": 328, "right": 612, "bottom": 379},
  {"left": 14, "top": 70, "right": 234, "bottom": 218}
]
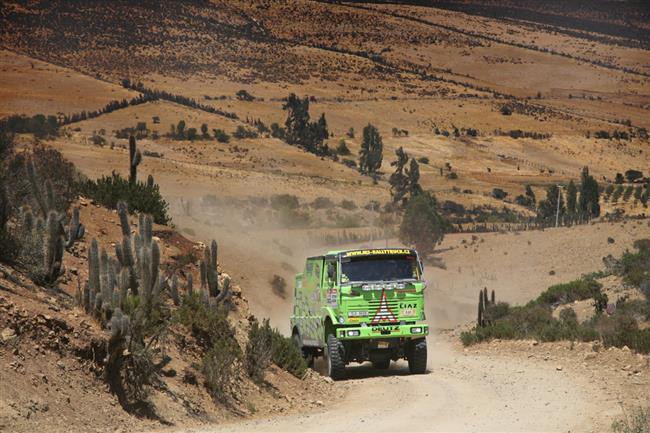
[{"left": 290, "top": 248, "right": 428, "bottom": 380}]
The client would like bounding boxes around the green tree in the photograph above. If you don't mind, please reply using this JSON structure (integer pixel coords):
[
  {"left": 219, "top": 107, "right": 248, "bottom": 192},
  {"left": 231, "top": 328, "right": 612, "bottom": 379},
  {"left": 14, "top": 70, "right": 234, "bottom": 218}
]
[
  {"left": 359, "top": 124, "right": 383, "bottom": 180},
  {"left": 566, "top": 180, "right": 577, "bottom": 215},
  {"left": 399, "top": 192, "right": 447, "bottom": 257},
  {"left": 176, "top": 120, "right": 186, "bottom": 139},
  {"left": 389, "top": 147, "right": 408, "bottom": 205},
  {"left": 578, "top": 167, "right": 600, "bottom": 218},
  {"left": 187, "top": 128, "right": 198, "bottom": 141},
  {"left": 282, "top": 94, "right": 328, "bottom": 154},
  {"left": 406, "top": 158, "right": 422, "bottom": 198},
  {"left": 537, "top": 184, "right": 565, "bottom": 224},
  {"left": 201, "top": 123, "right": 209, "bottom": 138}
]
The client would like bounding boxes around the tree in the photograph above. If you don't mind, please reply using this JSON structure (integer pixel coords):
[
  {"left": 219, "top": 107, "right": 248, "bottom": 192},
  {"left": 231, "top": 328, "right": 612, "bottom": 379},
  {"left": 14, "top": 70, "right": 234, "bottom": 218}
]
[
  {"left": 187, "top": 128, "right": 198, "bottom": 141},
  {"left": 406, "top": 158, "right": 423, "bottom": 199},
  {"left": 283, "top": 94, "right": 310, "bottom": 147},
  {"left": 282, "top": 94, "right": 328, "bottom": 154},
  {"left": 176, "top": 120, "right": 186, "bottom": 139},
  {"left": 336, "top": 139, "right": 350, "bottom": 155},
  {"left": 625, "top": 169, "right": 643, "bottom": 183},
  {"left": 399, "top": 192, "right": 447, "bottom": 257},
  {"left": 537, "top": 184, "right": 565, "bottom": 224},
  {"left": 389, "top": 147, "right": 409, "bottom": 205},
  {"left": 566, "top": 180, "right": 577, "bottom": 216},
  {"left": 201, "top": 123, "right": 209, "bottom": 138},
  {"left": 579, "top": 167, "right": 600, "bottom": 218},
  {"left": 615, "top": 173, "right": 624, "bottom": 184},
  {"left": 359, "top": 124, "right": 383, "bottom": 180},
  {"left": 525, "top": 185, "right": 536, "bottom": 205}
]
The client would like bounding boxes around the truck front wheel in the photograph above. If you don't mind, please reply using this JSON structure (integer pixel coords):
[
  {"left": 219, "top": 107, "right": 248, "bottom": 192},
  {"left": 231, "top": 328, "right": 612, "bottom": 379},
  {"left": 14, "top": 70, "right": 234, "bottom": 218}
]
[
  {"left": 408, "top": 338, "right": 427, "bottom": 374},
  {"left": 326, "top": 334, "right": 346, "bottom": 380}
]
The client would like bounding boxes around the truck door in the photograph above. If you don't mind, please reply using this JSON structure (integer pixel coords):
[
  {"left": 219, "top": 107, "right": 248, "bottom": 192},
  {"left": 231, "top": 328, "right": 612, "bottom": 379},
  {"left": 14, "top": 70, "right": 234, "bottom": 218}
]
[{"left": 300, "top": 257, "right": 324, "bottom": 346}]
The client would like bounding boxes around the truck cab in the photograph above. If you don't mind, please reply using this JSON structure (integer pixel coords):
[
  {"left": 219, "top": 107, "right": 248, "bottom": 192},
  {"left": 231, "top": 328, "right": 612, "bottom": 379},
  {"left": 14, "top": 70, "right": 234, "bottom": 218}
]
[{"left": 290, "top": 248, "right": 428, "bottom": 380}]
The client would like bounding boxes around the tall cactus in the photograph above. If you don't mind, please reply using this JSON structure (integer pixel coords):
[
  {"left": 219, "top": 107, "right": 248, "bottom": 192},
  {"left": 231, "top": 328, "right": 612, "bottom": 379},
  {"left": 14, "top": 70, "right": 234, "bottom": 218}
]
[
  {"left": 115, "top": 201, "right": 138, "bottom": 294},
  {"left": 64, "top": 207, "right": 85, "bottom": 249},
  {"left": 43, "top": 210, "right": 65, "bottom": 282},
  {"left": 202, "top": 240, "right": 219, "bottom": 297},
  {"left": 477, "top": 290, "right": 484, "bottom": 327},
  {"left": 129, "top": 135, "right": 141, "bottom": 184}
]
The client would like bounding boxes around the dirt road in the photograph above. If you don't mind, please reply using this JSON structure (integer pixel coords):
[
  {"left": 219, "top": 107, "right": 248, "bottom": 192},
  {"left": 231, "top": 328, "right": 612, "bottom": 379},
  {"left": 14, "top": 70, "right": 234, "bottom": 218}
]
[{"left": 174, "top": 336, "right": 601, "bottom": 433}]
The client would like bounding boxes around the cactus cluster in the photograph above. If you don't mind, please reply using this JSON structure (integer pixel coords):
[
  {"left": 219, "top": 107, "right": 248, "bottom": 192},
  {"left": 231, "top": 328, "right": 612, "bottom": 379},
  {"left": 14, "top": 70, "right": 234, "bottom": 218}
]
[
  {"left": 82, "top": 238, "right": 125, "bottom": 323},
  {"left": 477, "top": 287, "right": 496, "bottom": 327},
  {"left": 21, "top": 159, "right": 85, "bottom": 283},
  {"left": 81, "top": 202, "right": 167, "bottom": 327}
]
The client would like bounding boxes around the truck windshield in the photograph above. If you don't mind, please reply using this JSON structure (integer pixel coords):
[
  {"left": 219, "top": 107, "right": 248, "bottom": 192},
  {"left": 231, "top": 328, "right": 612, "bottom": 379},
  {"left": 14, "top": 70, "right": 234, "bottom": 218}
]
[{"left": 340, "top": 254, "right": 419, "bottom": 283}]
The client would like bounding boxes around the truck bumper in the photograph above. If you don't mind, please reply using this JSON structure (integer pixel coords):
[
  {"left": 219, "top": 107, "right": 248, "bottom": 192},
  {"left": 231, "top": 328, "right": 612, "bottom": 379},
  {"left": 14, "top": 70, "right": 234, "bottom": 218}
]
[{"left": 336, "top": 323, "right": 429, "bottom": 340}]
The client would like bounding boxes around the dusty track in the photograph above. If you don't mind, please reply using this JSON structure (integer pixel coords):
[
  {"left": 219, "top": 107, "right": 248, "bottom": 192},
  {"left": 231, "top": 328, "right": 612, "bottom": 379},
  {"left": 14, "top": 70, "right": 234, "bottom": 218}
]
[{"left": 170, "top": 336, "right": 601, "bottom": 433}]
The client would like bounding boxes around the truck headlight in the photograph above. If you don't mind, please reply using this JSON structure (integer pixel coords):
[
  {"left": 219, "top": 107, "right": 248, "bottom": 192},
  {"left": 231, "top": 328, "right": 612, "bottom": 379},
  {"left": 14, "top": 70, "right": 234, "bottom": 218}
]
[
  {"left": 338, "top": 316, "right": 345, "bottom": 324},
  {"left": 347, "top": 330, "right": 360, "bottom": 337},
  {"left": 411, "top": 327, "right": 423, "bottom": 334}
]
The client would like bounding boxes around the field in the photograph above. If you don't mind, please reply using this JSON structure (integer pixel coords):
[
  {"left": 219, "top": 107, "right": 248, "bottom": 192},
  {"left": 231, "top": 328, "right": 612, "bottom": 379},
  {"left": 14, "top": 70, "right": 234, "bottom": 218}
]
[{"left": 1, "top": 1, "right": 650, "bottom": 431}]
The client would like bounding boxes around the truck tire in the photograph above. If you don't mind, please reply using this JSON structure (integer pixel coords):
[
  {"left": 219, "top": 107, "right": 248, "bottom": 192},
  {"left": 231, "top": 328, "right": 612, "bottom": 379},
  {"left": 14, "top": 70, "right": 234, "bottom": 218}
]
[
  {"left": 326, "top": 334, "right": 346, "bottom": 380},
  {"left": 372, "top": 359, "right": 391, "bottom": 369},
  {"left": 408, "top": 338, "right": 427, "bottom": 374}
]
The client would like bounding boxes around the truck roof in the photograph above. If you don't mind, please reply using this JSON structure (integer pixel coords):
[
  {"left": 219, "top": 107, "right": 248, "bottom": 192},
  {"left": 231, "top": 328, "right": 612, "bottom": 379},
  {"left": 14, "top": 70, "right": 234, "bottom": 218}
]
[{"left": 324, "top": 247, "right": 416, "bottom": 257}]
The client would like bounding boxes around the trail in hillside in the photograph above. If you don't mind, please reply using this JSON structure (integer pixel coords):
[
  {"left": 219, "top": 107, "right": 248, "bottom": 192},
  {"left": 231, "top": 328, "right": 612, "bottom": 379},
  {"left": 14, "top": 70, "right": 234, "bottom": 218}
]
[{"left": 175, "top": 336, "right": 600, "bottom": 433}]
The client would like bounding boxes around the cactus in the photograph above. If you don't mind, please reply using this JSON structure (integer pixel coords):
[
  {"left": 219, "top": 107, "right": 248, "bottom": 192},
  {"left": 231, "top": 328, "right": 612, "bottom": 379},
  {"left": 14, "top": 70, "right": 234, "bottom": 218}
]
[
  {"left": 43, "top": 210, "right": 65, "bottom": 282},
  {"left": 129, "top": 135, "right": 141, "bottom": 184},
  {"left": 490, "top": 289, "right": 495, "bottom": 305},
  {"left": 147, "top": 174, "right": 154, "bottom": 187},
  {"left": 26, "top": 160, "right": 55, "bottom": 218},
  {"left": 109, "top": 307, "right": 131, "bottom": 340},
  {"left": 65, "top": 207, "right": 85, "bottom": 249},
  {"left": 115, "top": 201, "right": 138, "bottom": 294},
  {"left": 186, "top": 273, "right": 193, "bottom": 296},
  {"left": 169, "top": 274, "right": 180, "bottom": 306},
  {"left": 202, "top": 240, "right": 219, "bottom": 297},
  {"left": 477, "top": 290, "right": 484, "bottom": 327},
  {"left": 215, "top": 275, "right": 232, "bottom": 304}
]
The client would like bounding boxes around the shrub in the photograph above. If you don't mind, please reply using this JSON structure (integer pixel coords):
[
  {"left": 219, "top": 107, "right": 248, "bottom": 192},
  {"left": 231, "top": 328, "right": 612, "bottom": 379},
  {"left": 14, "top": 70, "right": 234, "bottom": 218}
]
[
  {"left": 213, "top": 129, "right": 230, "bottom": 143},
  {"left": 500, "top": 105, "right": 513, "bottom": 116},
  {"left": 6, "top": 146, "right": 81, "bottom": 214},
  {"left": 236, "top": 89, "right": 255, "bottom": 101},
  {"left": 612, "top": 406, "right": 650, "bottom": 433},
  {"left": 270, "top": 329, "right": 307, "bottom": 378},
  {"left": 417, "top": 157, "right": 429, "bottom": 164},
  {"left": 336, "top": 139, "right": 351, "bottom": 155},
  {"left": 492, "top": 188, "right": 508, "bottom": 200},
  {"left": 620, "top": 241, "right": 650, "bottom": 287},
  {"left": 245, "top": 318, "right": 273, "bottom": 383},
  {"left": 233, "top": 125, "right": 258, "bottom": 139},
  {"left": 270, "top": 194, "right": 299, "bottom": 211},
  {"left": 312, "top": 196, "right": 334, "bottom": 209},
  {"left": 536, "top": 278, "right": 602, "bottom": 305},
  {"left": 340, "top": 199, "right": 357, "bottom": 210},
  {"left": 80, "top": 173, "right": 170, "bottom": 224},
  {"left": 202, "top": 343, "right": 240, "bottom": 403}
]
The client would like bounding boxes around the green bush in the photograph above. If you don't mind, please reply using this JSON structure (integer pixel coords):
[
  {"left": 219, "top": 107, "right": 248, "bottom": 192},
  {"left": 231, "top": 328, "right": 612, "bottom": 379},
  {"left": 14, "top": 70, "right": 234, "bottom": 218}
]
[
  {"left": 213, "top": 128, "right": 230, "bottom": 143},
  {"left": 270, "top": 329, "right": 307, "bottom": 378},
  {"left": 233, "top": 125, "right": 258, "bottom": 139},
  {"left": 536, "top": 278, "right": 602, "bottom": 305},
  {"left": 312, "top": 196, "right": 335, "bottom": 209},
  {"left": 270, "top": 194, "right": 299, "bottom": 211},
  {"left": 245, "top": 319, "right": 273, "bottom": 383},
  {"left": 202, "top": 343, "right": 240, "bottom": 403},
  {"left": 80, "top": 173, "right": 170, "bottom": 224},
  {"left": 620, "top": 241, "right": 650, "bottom": 287}
]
